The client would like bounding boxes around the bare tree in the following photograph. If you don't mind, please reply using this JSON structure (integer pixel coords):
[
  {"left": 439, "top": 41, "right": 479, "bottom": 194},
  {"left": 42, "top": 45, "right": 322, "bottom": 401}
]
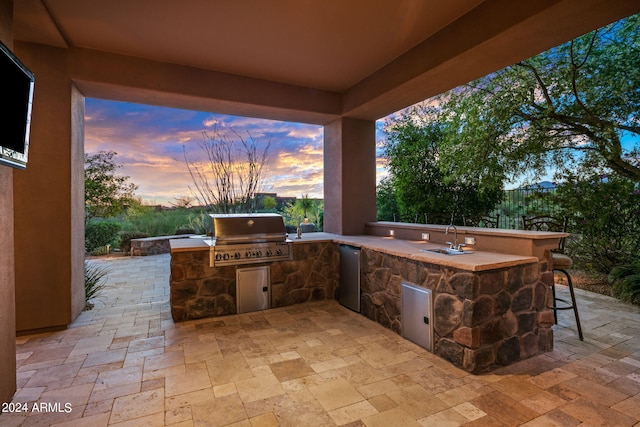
[
  {"left": 169, "top": 195, "right": 195, "bottom": 209},
  {"left": 183, "top": 126, "right": 270, "bottom": 213}
]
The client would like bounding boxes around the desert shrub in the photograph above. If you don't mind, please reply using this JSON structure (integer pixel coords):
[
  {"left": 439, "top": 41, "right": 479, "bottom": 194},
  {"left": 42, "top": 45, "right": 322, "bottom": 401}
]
[
  {"left": 187, "top": 210, "right": 212, "bottom": 235},
  {"left": 119, "top": 231, "right": 150, "bottom": 254},
  {"left": 120, "top": 206, "right": 206, "bottom": 236},
  {"left": 85, "top": 221, "right": 121, "bottom": 253},
  {"left": 609, "top": 261, "right": 640, "bottom": 305},
  {"left": 556, "top": 175, "right": 640, "bottom": 273}
]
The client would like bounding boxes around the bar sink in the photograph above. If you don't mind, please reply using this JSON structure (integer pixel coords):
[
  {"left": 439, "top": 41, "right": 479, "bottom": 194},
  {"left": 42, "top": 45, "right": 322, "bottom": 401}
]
[{"left": 420, "top": 248, "right": 473, "bottom": 255}]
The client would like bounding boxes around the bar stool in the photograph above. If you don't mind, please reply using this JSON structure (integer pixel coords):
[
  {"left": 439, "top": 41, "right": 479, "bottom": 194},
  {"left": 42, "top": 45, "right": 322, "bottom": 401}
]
[{"left": 522, "top": 215, "right": 584, "bottom": 341}]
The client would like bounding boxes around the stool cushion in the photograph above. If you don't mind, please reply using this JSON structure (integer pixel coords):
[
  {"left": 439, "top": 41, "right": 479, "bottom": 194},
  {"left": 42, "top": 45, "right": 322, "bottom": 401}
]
[{"left": 552, "top": 252, "right": 573, "bottom": 269}]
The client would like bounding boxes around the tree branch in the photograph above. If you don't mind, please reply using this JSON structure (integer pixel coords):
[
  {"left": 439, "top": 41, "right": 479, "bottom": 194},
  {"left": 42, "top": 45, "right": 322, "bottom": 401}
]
[
  {"left": 515, "top": 61, "right": 554, "bottom": 107},
  {"left": 570, "top": 32, "right": 601, "bottom": 122}
]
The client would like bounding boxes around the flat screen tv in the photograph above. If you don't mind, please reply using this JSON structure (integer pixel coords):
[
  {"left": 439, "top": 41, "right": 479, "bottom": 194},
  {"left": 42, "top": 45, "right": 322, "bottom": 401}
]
[{"left": 0, "top": 40, "right": 34, "bottom": 169}]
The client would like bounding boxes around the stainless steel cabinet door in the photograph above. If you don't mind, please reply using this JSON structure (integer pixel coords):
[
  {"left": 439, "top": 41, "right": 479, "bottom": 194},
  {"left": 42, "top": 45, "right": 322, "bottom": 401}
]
[
  {"left": 236, "top": 266, "right": 270, "bottom": 314},
  {"left": 401, "top": 283, "right": 433, "bottom": 352}
]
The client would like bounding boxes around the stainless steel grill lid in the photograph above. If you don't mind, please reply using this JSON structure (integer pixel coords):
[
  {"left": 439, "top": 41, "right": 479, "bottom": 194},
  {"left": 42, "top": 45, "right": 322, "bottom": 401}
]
[{"left": 210, "top": 213, "right": 287, "bottom": 244}]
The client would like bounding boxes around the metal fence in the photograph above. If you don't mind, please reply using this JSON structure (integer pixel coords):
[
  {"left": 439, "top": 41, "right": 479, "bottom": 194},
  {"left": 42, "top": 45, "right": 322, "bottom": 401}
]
[
  {"left": 490, "top": 188, "right": 559, "bottom": 230},
  {"left": 387, "top": 188, "right": 561, "bottom": 230}
]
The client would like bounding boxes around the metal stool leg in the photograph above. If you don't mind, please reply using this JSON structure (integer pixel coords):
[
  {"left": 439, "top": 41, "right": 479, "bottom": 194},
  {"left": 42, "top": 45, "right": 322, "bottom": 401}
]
[
  {"left": 550, "top": 269, "right": 584, "bottom": 341},
  {"left": 550, "top": 282, "right": 558, "bottom": 324}
]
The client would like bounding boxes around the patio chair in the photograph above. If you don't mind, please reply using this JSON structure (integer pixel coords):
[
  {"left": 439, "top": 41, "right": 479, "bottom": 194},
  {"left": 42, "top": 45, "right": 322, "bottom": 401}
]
[
  {"left": 464, "top": 214, "right": 500, "bottom": 228},
  {"left": 521, "top": 215, "right": 583, "bottom": 340}
]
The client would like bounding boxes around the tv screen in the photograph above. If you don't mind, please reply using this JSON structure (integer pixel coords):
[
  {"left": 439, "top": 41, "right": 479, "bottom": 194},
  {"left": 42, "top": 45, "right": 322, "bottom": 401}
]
[{"left": 0, "top": 41, "right": 34, "bottom": 169}]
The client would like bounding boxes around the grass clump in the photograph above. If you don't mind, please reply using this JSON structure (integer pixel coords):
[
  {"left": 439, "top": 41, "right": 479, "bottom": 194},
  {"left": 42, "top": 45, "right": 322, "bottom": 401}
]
[{"left": 84, "top": 260, "right": 110, "bottom": 310}]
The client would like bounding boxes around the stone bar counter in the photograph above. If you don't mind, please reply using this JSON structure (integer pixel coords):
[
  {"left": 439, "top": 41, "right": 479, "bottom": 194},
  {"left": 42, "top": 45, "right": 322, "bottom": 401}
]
[{"left": 169, "top": 224, "right": 565, "bottom": 373}]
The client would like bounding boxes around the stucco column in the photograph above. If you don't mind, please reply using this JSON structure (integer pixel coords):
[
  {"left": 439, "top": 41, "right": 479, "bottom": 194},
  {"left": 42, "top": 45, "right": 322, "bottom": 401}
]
[
  {"left": 323, "top": 117, "right": 377, "bottom": 235},
  {"left": 0, "top": 165, "right": 16, "bottom": 405},
  {"left": 0, "top": 167, "right": 16, "bottom": 405},
  {"left": 0, "top": 0, "right": 17, "bottom": 404},
  {"left": 13, "top": 43, "right": 86, "bottom": 333}
]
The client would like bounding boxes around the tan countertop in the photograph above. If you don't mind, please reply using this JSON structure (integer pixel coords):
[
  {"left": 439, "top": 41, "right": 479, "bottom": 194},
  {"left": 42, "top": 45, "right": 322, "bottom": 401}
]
[
  {"left": 296, "top": 232, "right": 537, "bottom": 271},
  {"left": 170, "top": 232, "right": 539, "bottom": 272},
  {"left": 169, "top": 236, "right": 211, "bottom": 252}
]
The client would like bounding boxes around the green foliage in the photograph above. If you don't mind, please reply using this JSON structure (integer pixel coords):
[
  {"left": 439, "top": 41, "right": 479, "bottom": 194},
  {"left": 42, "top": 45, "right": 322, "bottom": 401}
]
[
  {"left": 298, "top": 194, "right": 314, "bottom": 218},
  {"left": 609, "top": 261, "right": 640, "bottom": 305},
  {"left": 119, "top": 206, "right": 206, "bottom": 237},
  {"left": 556, "top": 175, "right": 640, "bottom": 273},
  {"left": 260, "top": 195, "right": 277, "bottom": 211},
  {"left": 84, "top": 260, "right": 109, "bottom": 308},
  {"left": 281, "top": 197, "right": 323, "bottom": 231},
  {"left": 381, "top": 109, "right": 504, "bottom": 224},
  {"left": 186, "top": 209, "right": 213, "bottom": 235},
  {"left": 85, "top": 221, "right": 122, "bottom": 254},
  {"left": 376, "top": 177, "right": 399, "bottom": 221},
  {"left": 436, "top": 13, "right": 640, "bottom": 184},
  {"left": 85, "top": 151, "right": 138, "bottom": 222},
  {"left": 89, "top": 206, "right": 206, "bottom": 254}
]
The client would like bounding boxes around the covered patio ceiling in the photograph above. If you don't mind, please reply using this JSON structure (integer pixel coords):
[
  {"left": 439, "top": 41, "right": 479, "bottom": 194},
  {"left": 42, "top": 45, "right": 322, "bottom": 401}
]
[{"left": 13, "top": 0, "right": 640, "bottom": 124}]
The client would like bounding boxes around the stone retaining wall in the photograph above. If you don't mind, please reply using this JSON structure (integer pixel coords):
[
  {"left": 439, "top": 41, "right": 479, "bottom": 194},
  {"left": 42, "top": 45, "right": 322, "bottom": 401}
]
[
  {"left": 170, "top": 241, "right": 338, "bottom": 321},
  {"left": 360, "top": 247, "right": 554, "bottom": 373}
]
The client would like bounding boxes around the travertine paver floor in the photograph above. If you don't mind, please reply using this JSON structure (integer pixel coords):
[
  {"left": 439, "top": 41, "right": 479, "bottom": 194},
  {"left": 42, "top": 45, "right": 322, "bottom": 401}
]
[{"left": 4, "top": 253, "right": 640, "bottom": 426}]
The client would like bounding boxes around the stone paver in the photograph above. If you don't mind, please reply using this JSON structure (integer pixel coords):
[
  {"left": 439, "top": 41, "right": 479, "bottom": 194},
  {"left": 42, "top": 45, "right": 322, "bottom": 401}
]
[{"left": 2, "top": 253, "right": 639, "bottom": 426}]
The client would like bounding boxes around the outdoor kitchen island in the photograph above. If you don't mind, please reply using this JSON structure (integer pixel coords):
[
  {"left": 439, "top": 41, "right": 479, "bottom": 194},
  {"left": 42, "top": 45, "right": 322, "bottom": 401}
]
[{"left": 169, "top": 224, "right": 564, "bottom": 373}]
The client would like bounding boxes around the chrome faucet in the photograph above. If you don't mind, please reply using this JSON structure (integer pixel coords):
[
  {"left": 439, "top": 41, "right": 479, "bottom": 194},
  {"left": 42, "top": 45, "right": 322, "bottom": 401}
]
[{"left": 445, "top": 223, "right": 461, "bottom": 251}]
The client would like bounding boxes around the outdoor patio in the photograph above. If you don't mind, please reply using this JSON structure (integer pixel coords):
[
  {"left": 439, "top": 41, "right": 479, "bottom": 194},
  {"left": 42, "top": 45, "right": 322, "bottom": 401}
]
[{"left": 4, "top": 253, "right": 640, "bottom": 426}]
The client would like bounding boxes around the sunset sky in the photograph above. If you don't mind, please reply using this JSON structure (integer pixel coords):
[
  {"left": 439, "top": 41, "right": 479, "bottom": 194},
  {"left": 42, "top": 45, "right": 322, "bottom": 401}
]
[
  {"left": 84, "top": 96, "right": 637, "bottom": 207},
  {"left": 84, "top": 98, "right": 388, "bottom": 205}
]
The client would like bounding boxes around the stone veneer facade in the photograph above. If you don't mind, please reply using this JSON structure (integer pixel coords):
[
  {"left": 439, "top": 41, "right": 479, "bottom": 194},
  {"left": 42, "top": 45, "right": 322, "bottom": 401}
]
[
  {"left": 170, "top": 241, "right": 338, "bottom": 321},
  {"left": 359, "top": 248, "right": 555, "bottom": 373}
]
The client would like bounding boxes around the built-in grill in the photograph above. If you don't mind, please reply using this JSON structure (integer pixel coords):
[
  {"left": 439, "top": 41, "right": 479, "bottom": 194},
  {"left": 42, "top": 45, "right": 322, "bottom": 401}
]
[{"left": 208, "top": 213, "right": 293, "bottom": 267}]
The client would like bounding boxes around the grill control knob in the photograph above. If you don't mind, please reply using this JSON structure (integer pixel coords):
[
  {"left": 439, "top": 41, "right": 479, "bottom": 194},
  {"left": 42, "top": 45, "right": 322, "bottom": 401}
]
[
  {"left": 223, "top": 253, "right": 230, "bottom": 260},
  {"left": 215, "top": 253, "right": 222, "bottom": 261},
  {"left": 234, "top": 252, "right": 241, "bottom": 259},
  {"left": 256, "top": 251, "right": 262, "bottom": 257},
  {"left": 245, "top": 251, "right": 252, "bottom": 258},
  {"left": 276, "top": 249, "right": 282, "bottom": 256},
  {"left": 266, "top": 249, "right": 273, "bottom": 256}
]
